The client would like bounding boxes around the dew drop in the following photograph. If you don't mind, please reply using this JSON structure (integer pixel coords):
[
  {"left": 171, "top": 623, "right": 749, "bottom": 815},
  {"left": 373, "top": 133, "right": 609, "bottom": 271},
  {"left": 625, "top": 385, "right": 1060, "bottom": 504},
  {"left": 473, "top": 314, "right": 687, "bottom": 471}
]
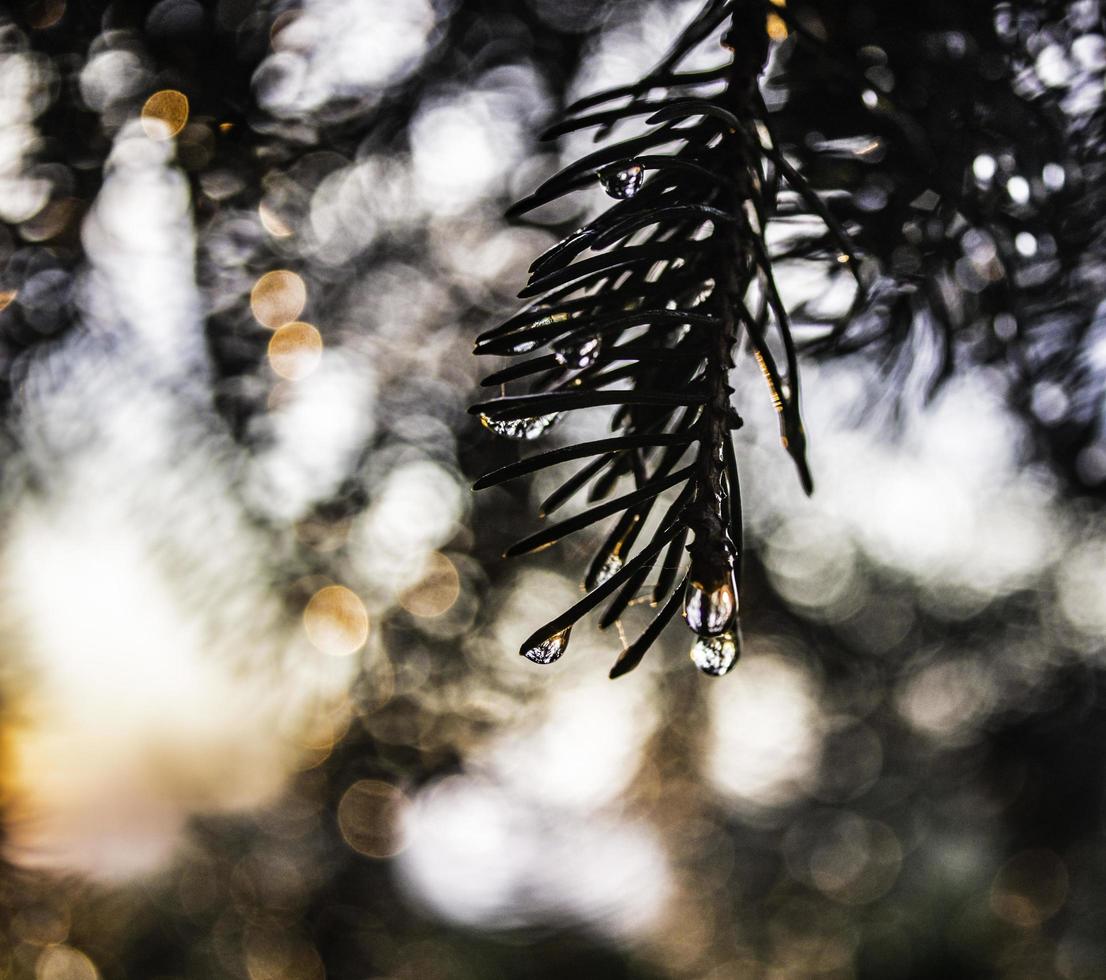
[
  {"left": 522, "top": 626, "right": 571, "bottom": 665},
  {"left": 598, "top": 160, "right": 644, "bottom": 199},
  {"left": 684, "top": 575, "right": 738, "bottom": 636},
  {"left": 554, "top": 334, "right": 602, "bottom": 370},
  {"left": 691, "top": 630, "right": 740, "bottom": 676},
  {"left": 594, "top": 553, "right": 623, "bottom": 587},
  {"left": 480, "top": 412, "right": 561, "bottom": 441}
]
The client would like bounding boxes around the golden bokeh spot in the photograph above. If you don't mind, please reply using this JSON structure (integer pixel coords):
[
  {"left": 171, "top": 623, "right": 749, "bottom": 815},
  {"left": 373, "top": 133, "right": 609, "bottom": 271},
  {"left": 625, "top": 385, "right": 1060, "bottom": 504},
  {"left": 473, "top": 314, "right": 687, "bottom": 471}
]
[
  {"left": 141, "top": 89, "right": 189, "bottom": 140},
  {"left": 258, "top": 201, "right": 294, "bottom": 239},
  {"left": 268, "top": 322, "right": 323, "bottom": 381},
  {"left": 303, "top": 585, "right": 368, "bottom": 656},
  {"left": 400, "top": 552, "right": 461, "bottom": 618},
  {"left": 218, "top": 121, "right": 234, "bottom": 133},
  {"left": 990, "top": 849, "right": 1069, "bottom": 927},
  {"left": 35, "top": 946, "right": 99, "bottom": 980},
  {"left": 250, "top": 269, "right": 306, "bottom": 329},
  {"left": 766, "top": 12, "right": 788, "bottom": 40},
  {"left": 0, "top": 290, "right": 16, "bottom": 312},
  {"left": 337, "top": 779, "right": 411, "bottom": 859}
]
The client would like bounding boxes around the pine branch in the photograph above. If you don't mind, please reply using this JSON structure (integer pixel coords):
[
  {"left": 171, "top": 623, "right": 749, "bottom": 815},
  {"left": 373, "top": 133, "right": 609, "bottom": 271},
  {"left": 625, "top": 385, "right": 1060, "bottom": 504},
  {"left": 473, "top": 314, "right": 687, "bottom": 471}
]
[{"left": 473, "top": 0, "right": 861, "bottom": 678}]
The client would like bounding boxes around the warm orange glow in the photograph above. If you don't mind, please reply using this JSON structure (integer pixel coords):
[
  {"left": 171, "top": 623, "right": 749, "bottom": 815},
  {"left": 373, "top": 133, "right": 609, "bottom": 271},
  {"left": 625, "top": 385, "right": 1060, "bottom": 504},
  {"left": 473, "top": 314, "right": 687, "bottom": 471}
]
[
  {"left": 141, "top": 90, "right": 189, "bottom": 140},
  {"left": 303, "top": 585, "right": 368, "bottom": 656},
  {"left": 268, "top": 322, "right": 323, "bottom": 380},
  {"left": 0, "top": 290, "right": 16, "bottom": 312},
  {"left": 250, "top": 270, "right": 306, "bottom": 329},
  {"left": 767, "top": 12, "right": 788, "bottom": 40}
]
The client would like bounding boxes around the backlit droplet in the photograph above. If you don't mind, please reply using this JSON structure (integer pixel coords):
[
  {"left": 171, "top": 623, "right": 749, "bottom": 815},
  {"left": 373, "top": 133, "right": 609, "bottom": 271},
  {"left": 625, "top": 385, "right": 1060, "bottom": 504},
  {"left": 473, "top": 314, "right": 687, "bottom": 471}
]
[
  {"left": 479, "top": 412, "right": 560, "bottom": 440},
  {"left": 554, "top": 335, "right": 601, "bottom": 369},
  {"left": 685, "top": 575, "right": 738, "bottom": 636},
  {"left": 523, "top": 626, "right": 571, "bottom": 665},
  {"left": 691, "top": 630, "right": 740, "bottom": 676},
  {"left": 598, "top": 160, "right": 644, "bottom": 199},
  {"left": 595, "top": 553, "right": 623, "bottom": 587}
]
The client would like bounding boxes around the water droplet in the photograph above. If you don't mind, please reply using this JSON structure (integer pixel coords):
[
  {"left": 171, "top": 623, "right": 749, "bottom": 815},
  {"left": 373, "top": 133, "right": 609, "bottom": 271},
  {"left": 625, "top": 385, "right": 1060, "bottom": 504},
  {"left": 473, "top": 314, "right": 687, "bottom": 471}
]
[
  {"left": 684, "top": 575, "right": 738, "bottom": 636},
  {"left": 554, "top": 335, "right": 601, "bottom": 370},
  {"left": 594, "top": 553, "right": 623, "bottom": 587},
  {"left": 523, "top": 626, "right": 571, "bottom": 665},
  {"left": 480, "top": 413, "right": 561, "bottom": 440},
  {"left": 691, "top": 630, "right": 740, "bottom": 676},
  {"left": 598, "top": 160, "right": 644, "bottom": 199}
]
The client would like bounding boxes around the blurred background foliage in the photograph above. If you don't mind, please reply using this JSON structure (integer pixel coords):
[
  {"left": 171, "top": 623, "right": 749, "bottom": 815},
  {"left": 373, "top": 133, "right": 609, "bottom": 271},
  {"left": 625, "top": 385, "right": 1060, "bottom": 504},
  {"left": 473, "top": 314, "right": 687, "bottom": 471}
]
[{"left": 0, "top": 0, "right": 1105, "bottom": 978}]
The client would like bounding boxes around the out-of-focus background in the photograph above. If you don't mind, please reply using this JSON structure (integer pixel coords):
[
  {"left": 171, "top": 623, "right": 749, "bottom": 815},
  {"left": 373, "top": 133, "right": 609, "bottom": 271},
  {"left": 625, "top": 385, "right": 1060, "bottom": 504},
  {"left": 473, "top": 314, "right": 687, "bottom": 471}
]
[{"left": 0, "top": 0, "right": 1104, "bottom": 977}]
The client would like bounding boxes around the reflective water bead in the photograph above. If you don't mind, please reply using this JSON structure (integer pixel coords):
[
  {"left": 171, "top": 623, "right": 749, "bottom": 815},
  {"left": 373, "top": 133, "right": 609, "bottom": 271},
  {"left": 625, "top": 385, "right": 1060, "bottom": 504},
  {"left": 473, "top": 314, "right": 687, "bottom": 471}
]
[
  {"left": 684, "top": 575, "right": 738, "bottom": 636},
  {"left": 554, "top": 335, "right": 601, "bottom": 370},
  {"left": 598, "top": 160, "right": 644, "bottom": 199},
  {"left": 479, "top": 413, "right": 560, "bottom": 441},
  {"left": 691, "top": 631, "right": 740, "bottom": 676},
  {"left": 522, "top": 626, "right": 571, "bottom": 665},
  {"left": 594, "top": 553, "right": 623, "bottom": 587}
]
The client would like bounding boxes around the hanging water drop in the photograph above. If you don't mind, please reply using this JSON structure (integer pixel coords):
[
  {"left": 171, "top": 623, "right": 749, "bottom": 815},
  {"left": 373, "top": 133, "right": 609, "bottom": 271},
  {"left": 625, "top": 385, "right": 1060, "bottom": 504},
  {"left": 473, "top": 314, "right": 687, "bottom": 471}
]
[
  {"left": 554, "top": 335, "right": 602, "bottom": 370},
  {"left": 522, "top": 626, "right": 571, "bottom": 665},
  {"left": 690, "top": 630, "right": 740, "bottom": 676},
  {"left": 594, "top": 552, "right": 623, "bottom": 587},
  {"left": 684, "top": 574, "right": 738, "bottom": 636},
  {"left": 598, "top": 160, "right": 644, "bottom": 199},
  {"left": 479, "top": 413, "right": 561, "bottom": 441}
]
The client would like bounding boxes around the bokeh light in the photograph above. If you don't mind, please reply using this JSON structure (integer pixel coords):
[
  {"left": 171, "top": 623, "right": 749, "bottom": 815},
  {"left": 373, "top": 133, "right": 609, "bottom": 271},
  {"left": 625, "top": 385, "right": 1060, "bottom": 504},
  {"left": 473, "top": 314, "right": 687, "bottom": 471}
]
[
  {"left": 337, "top": 779, "right": 411, "bottom": 858},
  {"left": 268, "top": 321, "right": 323, "bottom": 380},
  {"left": 250, "top": 270, "right": 307, "bottom": 329},
  {"left": 398, "top": 552, "right": 460, "bottom": 618},
  {"left": 140, "top": 89, "right": 189, "bottom": 139},
  {"left": 35, "top": 946, "right": 99, "bottom": 980},
  {"left": 303, "top": 585, "right": 369, "bottom": 656}
]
